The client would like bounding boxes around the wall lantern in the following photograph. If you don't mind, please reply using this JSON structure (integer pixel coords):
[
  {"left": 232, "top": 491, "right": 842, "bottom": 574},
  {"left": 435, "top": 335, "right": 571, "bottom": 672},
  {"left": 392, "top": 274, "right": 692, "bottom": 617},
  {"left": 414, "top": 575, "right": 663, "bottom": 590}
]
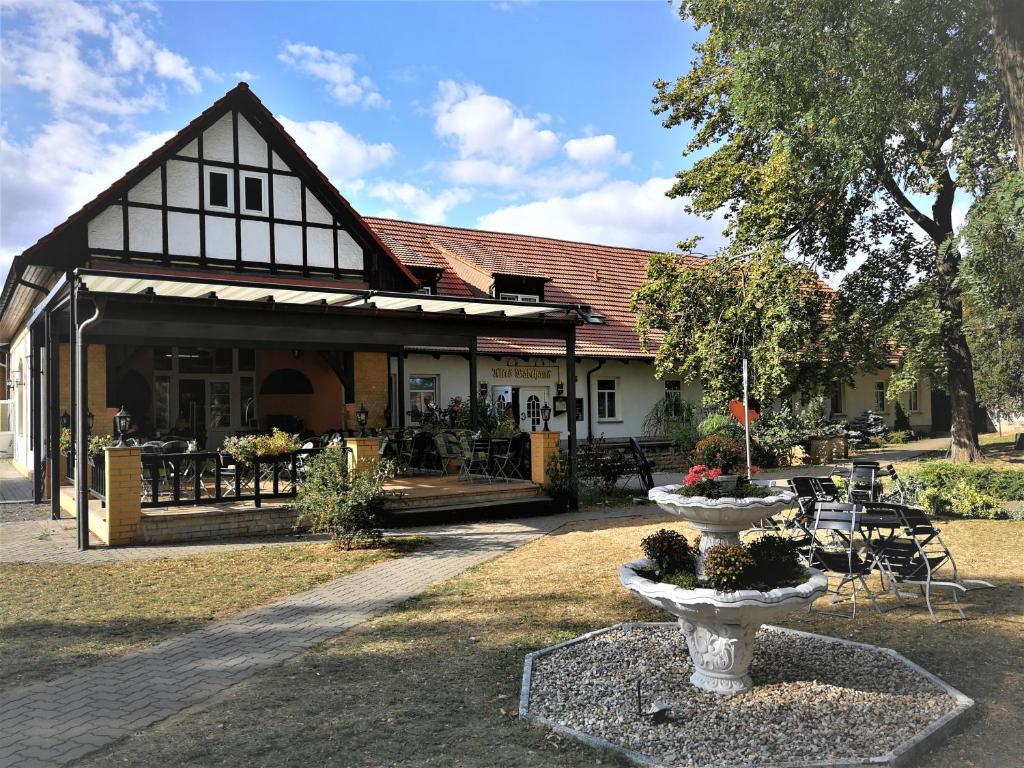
[
  {"left": 541, "top": 402, "right": 552, "bottom": 432},
  {"left": 87, "top": 410, "right": 95, "bottom": 432},
  {"left": 356, "top": 402, "right": 369, "bottom": 437},
  {"left": 114, "top": 406, "right": 132, "bottom": 448},
  {"left": 60, "top": 410, "right": 71, "bottom": 429}
]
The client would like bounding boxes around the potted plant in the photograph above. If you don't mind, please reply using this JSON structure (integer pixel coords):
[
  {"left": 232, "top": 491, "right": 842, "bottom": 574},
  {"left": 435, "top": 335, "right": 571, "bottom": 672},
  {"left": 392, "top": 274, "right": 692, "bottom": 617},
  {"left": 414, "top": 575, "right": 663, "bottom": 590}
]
[{"left": 692, "top": 434, "right": 745, "bottom": 490}]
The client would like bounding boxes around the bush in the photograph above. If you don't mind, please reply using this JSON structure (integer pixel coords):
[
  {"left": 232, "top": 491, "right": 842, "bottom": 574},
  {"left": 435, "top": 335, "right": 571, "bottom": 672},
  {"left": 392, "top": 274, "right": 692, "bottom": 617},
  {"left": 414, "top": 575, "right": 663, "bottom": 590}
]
[
  {"left": 745, "top": 536, "right": 804, "bottom": 588},
  {"left": 906, "top": 461, "right": 1024, "bottom": 501},
  {"left": 641, "top": 528, "right": 695, "bottom": 574},
  {"left": 663, "top": 570, "right": 700, "bottom": 590},
  {"left": 894, "top": 401, "right": 912, "bottom": 431},
  {"left": 223, "top": 428, "right": 301, "bottom": 463},
  {"left": 88, "top": 435, "right": 117, "bottom": 457},
  {"left": 702, "top": 544, "right": 755, "bottom": 592},
  {"left": 294, "top": 451, "right": 393, "bottom": 547},
  {"left": 948, "top": 480, "right": 1003, "bottom": 519},
  {"left": 544, "top": 450, "right": 576, "bottom": 510},
  {"left": 846, "top": 410, "right": 888, "bottom": 448},
  {"left": 698, "top": 412, "right": 743, "bottom": 439},
  {"left": 693, "top": 434, "right": 745, "bottom": 474},
  {"left": 886, "top": 430, "right": 914, "bottom": 445},
  {"left": 577, "top": 438, "right": 632, "bottom": 491}
]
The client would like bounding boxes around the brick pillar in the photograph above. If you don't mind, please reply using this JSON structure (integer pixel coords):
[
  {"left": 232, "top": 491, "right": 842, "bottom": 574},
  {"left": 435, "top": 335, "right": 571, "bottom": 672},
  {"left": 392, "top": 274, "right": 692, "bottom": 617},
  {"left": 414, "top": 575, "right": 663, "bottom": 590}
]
[
  {"left": 530, "top": 431, "right": 562, "bottom": 486},
  {"left": 345, "top": 436, "right": 380, "bottom": 475},
  {"left": 103, "top": 447, "right": 142, "bottom": 546}
]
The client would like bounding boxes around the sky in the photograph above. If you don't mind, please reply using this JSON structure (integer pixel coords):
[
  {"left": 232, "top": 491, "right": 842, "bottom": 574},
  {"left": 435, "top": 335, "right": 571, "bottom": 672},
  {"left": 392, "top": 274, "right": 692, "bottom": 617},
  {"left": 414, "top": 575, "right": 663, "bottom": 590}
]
[{"left": 0, "top": 0, "right": 734, "bottom": 288}]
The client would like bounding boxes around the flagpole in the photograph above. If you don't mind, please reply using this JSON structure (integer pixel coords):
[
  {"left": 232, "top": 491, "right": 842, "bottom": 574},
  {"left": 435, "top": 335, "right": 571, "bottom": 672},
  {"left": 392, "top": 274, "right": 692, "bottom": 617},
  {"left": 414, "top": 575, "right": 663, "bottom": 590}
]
[{"left": 743, "top": 358, "right": 752, "bottom": 480}]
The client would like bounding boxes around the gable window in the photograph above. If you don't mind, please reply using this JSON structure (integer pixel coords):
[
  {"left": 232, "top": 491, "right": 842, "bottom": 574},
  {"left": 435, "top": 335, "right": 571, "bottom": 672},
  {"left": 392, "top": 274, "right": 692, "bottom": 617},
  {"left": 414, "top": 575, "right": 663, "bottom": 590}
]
[
  {"left": 874, "top": 381, "right": 886, "bottom": 412},
  {"left": 206, "top": 169, "right": 231, "bottom": 210},
  {"left": 597, "top": 378, "right": 619, "bottom": 421},
  {"left": 499, "top": 293, "right": 539, "bottom": 303},
  {"left": 907, "top": 383, "right": 919, "bottom": 412},
  {"left": 242, "top": 175, "right": 264, "bottom": 213}
]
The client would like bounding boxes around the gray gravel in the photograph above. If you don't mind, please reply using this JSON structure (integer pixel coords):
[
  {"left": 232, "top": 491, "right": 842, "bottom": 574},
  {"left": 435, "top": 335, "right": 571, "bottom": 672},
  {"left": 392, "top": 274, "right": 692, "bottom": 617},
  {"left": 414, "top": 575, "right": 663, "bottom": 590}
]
[
  {"left": 0, "top": 501, "right": 50, "bottom": 522},
  {"left": 528, "top": 625, "right": 957, "bottom": 767}
]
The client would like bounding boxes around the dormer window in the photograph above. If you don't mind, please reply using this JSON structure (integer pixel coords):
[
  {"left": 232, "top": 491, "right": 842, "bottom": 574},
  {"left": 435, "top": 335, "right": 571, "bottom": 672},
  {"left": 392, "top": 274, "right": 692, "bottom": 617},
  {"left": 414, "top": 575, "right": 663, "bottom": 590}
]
[
  {"left": 499, "top": 292, "right": 539, "bottom": 303},
  {"left": 206, "top": 169, "right": 232, "bottom": 210},
  {"left": 241, "top": 173, "right": 267, "bottom": 214}
]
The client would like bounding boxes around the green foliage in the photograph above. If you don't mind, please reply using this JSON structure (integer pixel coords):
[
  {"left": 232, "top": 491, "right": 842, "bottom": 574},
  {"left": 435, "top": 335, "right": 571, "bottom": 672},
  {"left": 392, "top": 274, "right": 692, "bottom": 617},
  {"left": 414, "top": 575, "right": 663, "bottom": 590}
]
[
  {"left": 643, "top": 394, "right": 699, "bottom": 449},
  {"left": 692, "top": 434, "right": 744, "bottom": 474},
  {"left": 745, "top": 536, "right": 804, "bottom": 589},
  {"left": 885, "top": 430, "right": 914, "bottom": 445},
  {"left": 577, "top": 438, "right": 632, "bottom": 492},
  {"left": 702, "top": 544, "right": 755, "bottom": 592},
  {"left": 641, "top": 528, "right": 696, "bottom": 575},
  {"left": 697, "top": 412, "right": 742, "bottom": 439},
  {"left": 88, "top": 435, "right": 117, "bottom": 457},
  {"left": 751, "top": 396, "right": 842, "bottom": 465},
  {"left": 893, "top": 401, "right": 911, "bottom": 432},
  {"left": 294, "top": 452, "right": 394, "bottom": 547},
  {"left": 662, "top": 570, "right": 701, "bottom": 590},
  {"left": 948, "top": 481, "right": 1003, "bottom": 519},
  {"left": 58, "top": 427, "right": 71, "bottom": 456},
  {"left": 905, "top": 462, "right": 1024, "bottom": 502},
  {"left": 223, "top": 428, "right": 301, "bottom": 463},
  {"left": 543, "top": 450, "right": 576, "bottom": 510},
  {"left": 961, "top": 172, "right": 1024, "bottom": 421},
  {"left": 632, "top": 247, "right": 849, "bottom": 407},
  {"left": 673, "top": 477, "right": 776, "bottom": 500}
]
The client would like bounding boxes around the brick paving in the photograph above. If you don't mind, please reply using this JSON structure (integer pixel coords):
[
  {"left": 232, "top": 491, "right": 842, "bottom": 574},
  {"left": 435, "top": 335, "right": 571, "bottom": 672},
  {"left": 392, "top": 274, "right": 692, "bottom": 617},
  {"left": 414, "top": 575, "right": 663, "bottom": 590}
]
[{"left": 0, "top": 509, "right": 649, "bottom": 768}]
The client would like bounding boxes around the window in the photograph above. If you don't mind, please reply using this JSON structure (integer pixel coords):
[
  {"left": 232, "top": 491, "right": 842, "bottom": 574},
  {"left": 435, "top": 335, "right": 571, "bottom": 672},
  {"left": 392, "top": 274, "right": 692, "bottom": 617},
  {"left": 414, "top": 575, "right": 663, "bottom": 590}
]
[
  {"left": 409, "top": 376, "right": 438, "bottom": 413},
  {"left": 499, "top": 293, "right": 539, "bottom": 303},
  {"left": 242, "top": 175, "right": 264, "bottom": 212},
  {"left": 207, "top": 170, "right": 230, "bottom": 209},
  {"left": 412, "top": 286, "right": 433, "bottom": 295},
  {"left": 830, "top": 385, "right": 845, "bottom": 415},
  {"left": 664, "top": 380, "right": 683, "bottom": 418},
  {"left": 874, "top": 381, "right": 886, "bottom": 412},
  {"left": 596, "top": 378, "right": 619, "bottom": 421},
  {"left": 154, "top": 376, "right": 171, "bottom": 431},
  {"left": 907, "top": 383, "right": 919, "bottom": 412}
]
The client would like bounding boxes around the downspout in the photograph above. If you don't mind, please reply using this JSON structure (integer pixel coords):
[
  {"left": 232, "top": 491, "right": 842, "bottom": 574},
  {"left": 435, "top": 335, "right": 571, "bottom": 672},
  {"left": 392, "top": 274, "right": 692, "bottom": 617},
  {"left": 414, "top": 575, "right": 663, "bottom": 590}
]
[
  {"left": 74, "top": 295, "right": 103, "bottom": 551},
  {"left": 585, "top": 359, "right": 605, "bottom": 442}
]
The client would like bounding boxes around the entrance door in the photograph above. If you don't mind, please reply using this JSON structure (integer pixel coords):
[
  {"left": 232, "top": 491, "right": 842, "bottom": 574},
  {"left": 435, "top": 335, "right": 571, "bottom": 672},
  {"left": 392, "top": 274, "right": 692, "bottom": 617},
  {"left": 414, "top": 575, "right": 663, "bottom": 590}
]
[
  {"left": 518, "top": 387, "right": 547, "bottom": 432},
  {"left": 176, "top": 379, "right": 206, "bottom": 444},
  {"left": 206, "top": 377, "right": 235, "bottom": 450}
]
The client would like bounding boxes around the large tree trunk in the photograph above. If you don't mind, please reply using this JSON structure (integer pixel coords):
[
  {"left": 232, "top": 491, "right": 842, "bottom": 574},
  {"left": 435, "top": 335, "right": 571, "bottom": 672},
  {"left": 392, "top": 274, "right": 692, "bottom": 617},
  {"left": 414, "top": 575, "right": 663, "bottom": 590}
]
[
  {"left": 936, "top": 236, "right": 982, "bottom": 462},
  {"left": 991, "top": 0, "right": 1024, "bottom": 172}
]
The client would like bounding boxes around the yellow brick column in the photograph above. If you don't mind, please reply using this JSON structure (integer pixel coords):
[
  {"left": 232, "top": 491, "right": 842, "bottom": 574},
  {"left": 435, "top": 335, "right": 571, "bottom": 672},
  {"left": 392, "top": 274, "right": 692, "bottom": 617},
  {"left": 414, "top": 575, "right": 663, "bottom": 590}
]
[
  {"left": 530, "top": 431, "right": 562, "bottom": 486},
  {"left": 345, "top": 436, "right": 380, "bottom": 475},
  {"left": 103, "top": 447, "right": 142, "bottom": 546}
]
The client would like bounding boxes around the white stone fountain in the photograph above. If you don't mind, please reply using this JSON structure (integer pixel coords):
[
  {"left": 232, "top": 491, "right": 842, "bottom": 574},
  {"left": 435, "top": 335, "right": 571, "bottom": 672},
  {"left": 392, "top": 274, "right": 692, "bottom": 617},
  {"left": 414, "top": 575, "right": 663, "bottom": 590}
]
[{"left": 618, "top": 483, "right": 827, "bottom": 694}]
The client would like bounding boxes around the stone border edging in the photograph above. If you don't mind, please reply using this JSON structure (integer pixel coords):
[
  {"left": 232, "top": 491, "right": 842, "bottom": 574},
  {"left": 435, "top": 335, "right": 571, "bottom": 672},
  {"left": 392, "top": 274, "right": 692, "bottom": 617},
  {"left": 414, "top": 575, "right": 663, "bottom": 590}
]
[{"left": 519, "top": 622, "right": 975, "bottom": 768}]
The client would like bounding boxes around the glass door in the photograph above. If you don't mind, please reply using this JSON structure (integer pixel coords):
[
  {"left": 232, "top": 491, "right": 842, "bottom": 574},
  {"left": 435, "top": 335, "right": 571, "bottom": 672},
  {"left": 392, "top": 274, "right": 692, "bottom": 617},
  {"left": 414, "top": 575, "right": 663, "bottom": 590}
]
[{"left": 206, "top": 377, "right": 235, "bottom": 450}]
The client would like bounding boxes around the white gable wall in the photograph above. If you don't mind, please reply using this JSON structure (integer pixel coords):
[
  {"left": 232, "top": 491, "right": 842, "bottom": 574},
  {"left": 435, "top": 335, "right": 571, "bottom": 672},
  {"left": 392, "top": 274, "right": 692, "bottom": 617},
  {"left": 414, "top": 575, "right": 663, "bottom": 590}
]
[{"left": 85, "top": 111, "right": 365, "bottom": 276}]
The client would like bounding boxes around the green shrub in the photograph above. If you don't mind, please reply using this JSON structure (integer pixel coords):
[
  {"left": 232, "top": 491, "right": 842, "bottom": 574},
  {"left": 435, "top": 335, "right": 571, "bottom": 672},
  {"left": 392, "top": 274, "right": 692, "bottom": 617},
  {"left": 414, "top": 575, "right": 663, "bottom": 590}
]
[
  {"left": 88, "top": 435, "right": 117, "bottom": 457},
  {"left": 577, "top": 438, "right": 632, "bottom": 491},
  {"left": 544, "top": 450, "right": 576, "bottom": 510},
  {"left": 224, "top": 428, "right": 301, "bottom": 463},
  {"left": 693, "top": 434, "right": 745, "bottom": 474},
  {"left": 886, "top": 430, "right": 914, "bottom": 445},
  {"left": 663, "top": 570, "right": 700, "bottom": 590},
  {"left": 702, "top": 544, "right": 755, "bottom": 592},
  {"left": 745, "top": 536, "right": 804, "bottom": 589},
  {"left": 641, "top": 528, "right": 695, "bottom": 574},
  {"left": 906, "top": 462, "right": 1024, "bottom": 501},
  {"left": 894, "top": 401, "right": 912, "bottom": 431},
  {"left": 698, "top": 412, "right": 743, "bottom": 439},
  {"left": 294, "top": 451, "right": 393, "bottom": 547},
  {"left": 948, "top": 480, "right": 1003, "bottom": 519},
  {"left": 59, "top": 426, "right": 71, "bottom": 455}
]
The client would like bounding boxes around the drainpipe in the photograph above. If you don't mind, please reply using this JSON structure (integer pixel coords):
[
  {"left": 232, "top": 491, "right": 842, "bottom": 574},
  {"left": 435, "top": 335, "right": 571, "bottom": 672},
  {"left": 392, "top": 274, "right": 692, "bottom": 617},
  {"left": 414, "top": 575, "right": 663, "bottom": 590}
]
[{"left": 585, "top": 359, "right": 605, "bottom": 443}]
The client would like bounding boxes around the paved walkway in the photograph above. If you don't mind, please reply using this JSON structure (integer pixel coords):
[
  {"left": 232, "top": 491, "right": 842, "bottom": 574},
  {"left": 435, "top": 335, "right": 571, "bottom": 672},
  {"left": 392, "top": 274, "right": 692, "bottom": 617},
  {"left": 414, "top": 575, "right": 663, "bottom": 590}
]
[
  {"left": 0, "top": 509, "right": 651, "bottom": 768},
  {"left": 0, "top": 461, "right": 32, "bottom": 504}
]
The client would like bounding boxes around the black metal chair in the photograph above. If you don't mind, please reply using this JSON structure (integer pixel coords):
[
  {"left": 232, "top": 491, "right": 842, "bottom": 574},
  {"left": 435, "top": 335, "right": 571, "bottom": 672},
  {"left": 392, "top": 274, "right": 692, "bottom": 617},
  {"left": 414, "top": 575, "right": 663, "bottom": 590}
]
[
  {"left": 806, "top": 501, "right": 884, "bottom": 619},
  {"left": 846, "top": 461, "right": 883, "bottom": 503},
  {"left": 490, "top": 437, "right": 521, "bottom": 481},
  {"left": 868, "top": 502, "right": 995, "bottom": 622},
  {"left": 457, "top": 434, "right": 491, "bottom": 482}
]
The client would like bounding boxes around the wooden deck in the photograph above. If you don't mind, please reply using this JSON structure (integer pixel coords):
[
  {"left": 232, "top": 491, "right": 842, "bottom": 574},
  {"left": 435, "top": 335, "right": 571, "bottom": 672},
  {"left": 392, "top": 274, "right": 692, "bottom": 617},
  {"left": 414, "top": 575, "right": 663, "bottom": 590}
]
[{"left": 382, "top": 474, "right": 544, "bottom": 514}]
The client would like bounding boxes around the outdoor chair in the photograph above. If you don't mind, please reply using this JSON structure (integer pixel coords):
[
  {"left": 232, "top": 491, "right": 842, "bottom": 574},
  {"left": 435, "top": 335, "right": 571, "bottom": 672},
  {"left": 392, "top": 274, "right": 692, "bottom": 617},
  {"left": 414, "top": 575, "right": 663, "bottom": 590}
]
[
  {"left": 457, "top": 434, "right": 491, "bottom": 482},
  {"left": 785, "top": 476, "right": 841, "bottom": 547},
  {"left": 434, "top": 434, "right": 462, "bottom": 477},
  {"left": 627, "top": 437, "right": 656, "bottom": 493},
  {"left": 845, "top": 462, "right": 883, "bottom": 503},
  {"left": 806, "top": 501, "right": 884, "bottom": 619},
  {"left": 867, "top": 502, "right": 995, "bottom": 622},
  {"left": 489, "top": 437, "right": 521, "bottom": 481}
]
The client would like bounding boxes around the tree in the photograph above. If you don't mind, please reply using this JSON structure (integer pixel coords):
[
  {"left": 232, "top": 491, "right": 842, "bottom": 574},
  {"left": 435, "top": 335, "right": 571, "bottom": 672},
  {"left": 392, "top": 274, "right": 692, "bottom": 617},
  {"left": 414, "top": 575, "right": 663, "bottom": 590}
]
[
  {"left": 653, "top": 0, "right": 1013, "bottom": 461},
  {"left": 632, "top": 243, "right": 851, "bottom": 407},
  {"left": 989, "top": 0, "right": 1024, "bottom": 170}
]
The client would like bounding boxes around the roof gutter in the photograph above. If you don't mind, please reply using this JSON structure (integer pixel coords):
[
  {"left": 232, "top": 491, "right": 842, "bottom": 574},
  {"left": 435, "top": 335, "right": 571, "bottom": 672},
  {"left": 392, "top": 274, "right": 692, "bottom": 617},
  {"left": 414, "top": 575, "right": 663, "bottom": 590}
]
[{"left": 585, "top": 358, "right": 605, "bottom": 442}]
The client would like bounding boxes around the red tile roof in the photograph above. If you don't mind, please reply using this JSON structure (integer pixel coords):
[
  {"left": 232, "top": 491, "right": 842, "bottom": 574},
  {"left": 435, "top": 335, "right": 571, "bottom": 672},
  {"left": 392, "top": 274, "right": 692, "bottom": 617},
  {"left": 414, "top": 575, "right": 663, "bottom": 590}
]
[{"left": 364, "top": 217, "right": 708, "bottom": 359}]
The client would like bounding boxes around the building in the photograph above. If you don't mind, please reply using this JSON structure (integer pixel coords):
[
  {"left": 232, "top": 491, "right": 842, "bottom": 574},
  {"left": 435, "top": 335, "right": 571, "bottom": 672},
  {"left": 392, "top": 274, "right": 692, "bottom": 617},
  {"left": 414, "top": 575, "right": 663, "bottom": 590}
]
[{"left": 0, "top": 83, "right": 933, "bottom": 491}]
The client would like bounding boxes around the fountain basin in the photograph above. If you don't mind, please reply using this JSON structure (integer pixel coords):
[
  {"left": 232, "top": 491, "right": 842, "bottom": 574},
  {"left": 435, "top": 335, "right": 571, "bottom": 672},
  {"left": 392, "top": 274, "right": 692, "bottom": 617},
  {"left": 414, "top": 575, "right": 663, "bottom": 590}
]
[{"left": 620, "top": 558, "right": 827, "bottom": 694}]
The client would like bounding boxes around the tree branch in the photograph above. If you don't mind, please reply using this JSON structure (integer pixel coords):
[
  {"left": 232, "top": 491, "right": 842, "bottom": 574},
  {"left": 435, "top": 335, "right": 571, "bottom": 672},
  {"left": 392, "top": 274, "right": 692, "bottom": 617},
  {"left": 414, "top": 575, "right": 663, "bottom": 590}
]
[{"left": 876, "top": 168, "right": 941, "bottom": 242}]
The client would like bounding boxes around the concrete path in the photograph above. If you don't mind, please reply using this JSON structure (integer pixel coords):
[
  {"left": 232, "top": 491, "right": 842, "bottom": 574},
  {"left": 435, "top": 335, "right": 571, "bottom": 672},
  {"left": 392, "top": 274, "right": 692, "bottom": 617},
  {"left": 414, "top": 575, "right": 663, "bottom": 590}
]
[
  {"left": 0, "top": 461, "right": 32, "bottom": 504},
  {"left": 0, "top": 509, "right": 652, "bottom": 768}
]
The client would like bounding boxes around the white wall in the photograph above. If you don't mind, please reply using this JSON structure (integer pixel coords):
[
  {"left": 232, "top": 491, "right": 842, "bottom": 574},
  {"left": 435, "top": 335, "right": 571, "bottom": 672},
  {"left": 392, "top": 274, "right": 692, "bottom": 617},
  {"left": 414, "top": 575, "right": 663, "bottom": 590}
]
[
  {"left": 8, "top": 328, "right": 34, "bottom": 474},
  {"left": 833, "top": 369, "right": 933, "bottom": 430}
]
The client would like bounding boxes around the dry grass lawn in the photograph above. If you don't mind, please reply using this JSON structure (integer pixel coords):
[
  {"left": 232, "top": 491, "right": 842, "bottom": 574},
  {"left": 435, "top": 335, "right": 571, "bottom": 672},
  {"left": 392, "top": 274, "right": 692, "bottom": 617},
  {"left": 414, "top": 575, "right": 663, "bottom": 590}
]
[
  {"left": 75, "top": 514, "right": 1023, "bottom": 768},
  {"left": 0, "top": 538, "right": 424, "bottom": 692}
]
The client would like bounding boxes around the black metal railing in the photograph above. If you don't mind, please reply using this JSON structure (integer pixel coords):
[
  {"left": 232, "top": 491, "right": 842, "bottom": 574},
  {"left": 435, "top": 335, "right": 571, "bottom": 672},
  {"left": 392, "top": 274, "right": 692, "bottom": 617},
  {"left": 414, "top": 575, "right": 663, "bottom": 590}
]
[
  {"left": 140, "top": 448, "right": 325, "bottom": 508},
  {"left": 64, "top": 450, "right": 75, "bottom": 484},
  {"left": 89, "top": 453, "right": 106, "bottom": 503}
]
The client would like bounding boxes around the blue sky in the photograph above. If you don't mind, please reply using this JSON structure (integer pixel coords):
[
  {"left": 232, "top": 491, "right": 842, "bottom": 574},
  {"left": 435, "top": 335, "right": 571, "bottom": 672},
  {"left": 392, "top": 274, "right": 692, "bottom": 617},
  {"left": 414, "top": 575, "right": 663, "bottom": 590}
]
[{"left": 0, "top": 0, "right": 733, "bottom": 286}]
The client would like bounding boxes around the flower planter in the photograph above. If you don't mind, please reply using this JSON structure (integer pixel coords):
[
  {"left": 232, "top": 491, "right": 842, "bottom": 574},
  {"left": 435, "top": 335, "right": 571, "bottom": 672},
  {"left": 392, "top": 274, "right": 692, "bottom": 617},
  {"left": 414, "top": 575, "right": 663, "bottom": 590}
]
[
  {"left": 620, "top": 559, "right": 827, "bottom": 694},
  {"left": 648, "top": 484, "right": 797, "bottom": 575},
  {"left": 712, "top": 473, "right": 738, "bottom": 492}
]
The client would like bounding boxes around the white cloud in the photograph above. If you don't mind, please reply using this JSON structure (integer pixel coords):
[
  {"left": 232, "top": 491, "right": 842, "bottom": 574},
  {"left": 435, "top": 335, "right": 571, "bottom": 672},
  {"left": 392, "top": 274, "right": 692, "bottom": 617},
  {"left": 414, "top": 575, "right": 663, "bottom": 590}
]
[
  {"left": 476, "top": 177, "right": 728, "bottom": 251},
  {"left": 366, "top": 181, "right": 471, "bottom": 224},
  {"left": 433, "top": 80, "right": 559, "bottom": 167},
  {"left": 0, "top": 119, "right": 175, "bottom": 257},
  {"left": 564, "top": 134, "right": 631, "bottom": 166},
  {"left": 278, "top": 43, "right": 386, "bottom": 108},
  {"left": 275, "top": 115, "right": 394, "bottom": 180},
  {"left": 444, "top": 159, "right": 606, "bottom": 196},
  {"left": 1, "top": 0, "right": 204, "bottom": 114}
]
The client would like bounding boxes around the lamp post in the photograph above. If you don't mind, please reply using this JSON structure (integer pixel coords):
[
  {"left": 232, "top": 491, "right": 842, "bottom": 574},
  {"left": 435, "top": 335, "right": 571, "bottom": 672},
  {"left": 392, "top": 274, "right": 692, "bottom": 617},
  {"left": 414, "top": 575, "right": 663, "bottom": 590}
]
[
  {"left": 114, "top": 406, "right": 132, "bottom": 448},
  {"left": 541, "top": 402, "right": 552, "bottom": 432},
  {"left": 356, "top": 402, "right": 369, "bottom": 437}
]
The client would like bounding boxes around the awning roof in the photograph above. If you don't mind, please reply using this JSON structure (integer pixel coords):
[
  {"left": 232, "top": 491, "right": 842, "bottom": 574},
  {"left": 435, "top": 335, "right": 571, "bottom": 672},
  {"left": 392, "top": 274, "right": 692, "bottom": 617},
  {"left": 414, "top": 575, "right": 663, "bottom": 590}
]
[{"left": 76, "top": 270, "right": 589, "bottom": 321}]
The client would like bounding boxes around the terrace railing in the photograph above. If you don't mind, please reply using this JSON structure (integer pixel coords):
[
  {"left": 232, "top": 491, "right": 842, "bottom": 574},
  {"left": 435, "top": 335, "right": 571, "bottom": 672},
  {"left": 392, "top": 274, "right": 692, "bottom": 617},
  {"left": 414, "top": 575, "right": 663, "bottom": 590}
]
[
  {"left": 89, "top": 453, "right": 106, "bottom": 504},
  {"left": 140, "top": 448, "right": 325, "bottom": 508}
]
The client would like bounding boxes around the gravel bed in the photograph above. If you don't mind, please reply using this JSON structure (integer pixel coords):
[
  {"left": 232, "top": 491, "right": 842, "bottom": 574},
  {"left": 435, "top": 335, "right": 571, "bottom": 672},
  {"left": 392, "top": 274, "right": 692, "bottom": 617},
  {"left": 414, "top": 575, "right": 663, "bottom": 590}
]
[
  {"left": 0, "top": 501, "right": 50, "bottom": 522},
  {"left": 528, "top": 625, "right": 957, "bottom": 767}
]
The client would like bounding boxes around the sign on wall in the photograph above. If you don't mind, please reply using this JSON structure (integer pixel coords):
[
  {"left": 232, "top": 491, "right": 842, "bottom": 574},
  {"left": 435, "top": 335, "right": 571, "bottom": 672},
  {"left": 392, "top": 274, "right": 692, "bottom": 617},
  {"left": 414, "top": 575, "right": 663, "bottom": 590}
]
[{"left": 490, "top": 366, "right": 554, "bottom": 380}]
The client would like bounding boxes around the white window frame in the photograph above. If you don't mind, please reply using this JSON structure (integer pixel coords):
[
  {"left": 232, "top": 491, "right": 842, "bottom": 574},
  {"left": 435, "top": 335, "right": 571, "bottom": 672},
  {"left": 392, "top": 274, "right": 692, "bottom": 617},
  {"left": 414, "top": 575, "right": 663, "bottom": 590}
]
[
  {"left": 907, "top": 383, "right": 920, "bottom": 413},
  {"left": 205, "top": 167, "right": 234, "bottom": 212},
  {"left": 873, "top": 381, "right": 886, "bottom": 412},
  {"left": 239, "top": 171, "right": 268, "bottom": 215},
  {"left": 596, "top": 377, "right": 620, "bottom": 422},
  {"left": 499, "top": 292, "right": 540, "bottom": 303},
  {"left": 408, "top": 375, "right": 439, "bottom": 413},
  {"left": 411, "top": 286, "right": 433, "bottom": 295}
]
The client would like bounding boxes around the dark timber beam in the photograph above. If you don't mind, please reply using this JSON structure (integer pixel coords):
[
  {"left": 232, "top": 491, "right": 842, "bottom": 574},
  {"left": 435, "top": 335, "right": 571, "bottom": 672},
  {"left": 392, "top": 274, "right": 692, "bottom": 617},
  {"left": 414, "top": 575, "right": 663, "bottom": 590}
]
[
  {"left": 47, "top": 309, "right": 61, "bottom": 521},
  {"left": 565, "top": 326, "right": 578, "bottom": 511},
  {"left": 396, "top": 349, "right": 406, "bottom": 430},
  {"left": 469, "top": 338, "right": 478, "bottom": 430}
]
